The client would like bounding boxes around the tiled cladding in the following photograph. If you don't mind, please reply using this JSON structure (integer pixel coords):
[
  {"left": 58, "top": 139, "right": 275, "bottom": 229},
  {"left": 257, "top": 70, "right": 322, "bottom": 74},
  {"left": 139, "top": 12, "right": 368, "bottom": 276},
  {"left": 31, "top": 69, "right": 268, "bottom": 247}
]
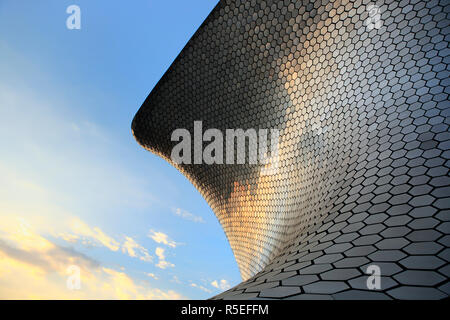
[{"left": 132, "top": 0, "right": 450, "bottom": 299}]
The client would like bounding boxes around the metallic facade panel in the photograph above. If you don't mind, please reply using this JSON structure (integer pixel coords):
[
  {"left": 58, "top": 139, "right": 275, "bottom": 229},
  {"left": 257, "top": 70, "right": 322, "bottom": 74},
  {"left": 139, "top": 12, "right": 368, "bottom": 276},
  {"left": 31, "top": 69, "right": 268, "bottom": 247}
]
[{"left": 132, "top": 0, "right": 450, "bottom": 299}]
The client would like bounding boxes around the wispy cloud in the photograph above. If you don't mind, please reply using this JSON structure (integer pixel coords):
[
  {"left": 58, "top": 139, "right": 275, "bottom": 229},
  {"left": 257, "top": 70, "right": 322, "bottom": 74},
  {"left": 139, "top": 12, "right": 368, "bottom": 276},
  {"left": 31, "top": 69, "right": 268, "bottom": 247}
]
[
  {"left": 146, "top": 273, "right": 158, "bottom": 280},
  {"left": 0, "top": 217, "right": 184, "bottom": 299},
  {"left": 155, "top": 247, "right": 175, "bottom": 269},
  {"left": 190, "top": 282, "right": 212, "bottom": 293},
  {"left": 211, "top": 279, "right": 231, "bottom": 291},
  {"left": 69, "top": 218, "right": 120, "bottom": 252},
  {"left": 98, "top": 268, "right": 184, "bottom": 300},
  {"left": 172, "top": 208, "right": 205, "bottom": 223},
  {"left": 148, "top": 230, "right": 178, "bottom": 248},
  {"left": 0, "top": 55, "right": 238, "bottom": 299},
  {"left": 171, "top": 275, "right": 181, "bottom": 284},
  {"left": 58, "top": 220, "right": 153, "bottom": 263},
  {"left": 122, "top": 236, "right": 152, "bottom": 262}
]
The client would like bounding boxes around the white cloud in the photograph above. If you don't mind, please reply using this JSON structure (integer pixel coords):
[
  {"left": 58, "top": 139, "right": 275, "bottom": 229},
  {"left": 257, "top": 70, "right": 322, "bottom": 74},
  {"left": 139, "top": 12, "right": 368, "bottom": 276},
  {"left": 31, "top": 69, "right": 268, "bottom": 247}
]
[
  {"left": 57, "top": 233, "right": 80, "bottom": 243},
  {"left": 155, "top": 247, "right": 175, "bottom": 269},
  {"left": 156, "top": 260, "right": 175, "bottom": 269},
  {"left": 146, "top": 273, "right": 158, "bottom": 280},
  {"left": 171, "top": 275, "right": 181, "bottom": 284},
  {"left": 190, "top": 283, "right": 212, "bottom": 293},
  {"left": 211, "top": 279, "right": 231, "bottom": 291},
  {"left": 58, "top": 220, "right": 153, "bottom": 263},
  {"left": 122, "top": 236, "right": 152, "bottom": 262},
  {"left": 172, "top": 208, "right": 205, "bottom": 223},
  {"left": 68, "top": 218, "right": 120, "bottom": 252},
  {"left": 148, "top": 230, "right": 178, "bottom": 248},
  {"left": 155, "top": 247, "right": 165, "bottom": 260}
]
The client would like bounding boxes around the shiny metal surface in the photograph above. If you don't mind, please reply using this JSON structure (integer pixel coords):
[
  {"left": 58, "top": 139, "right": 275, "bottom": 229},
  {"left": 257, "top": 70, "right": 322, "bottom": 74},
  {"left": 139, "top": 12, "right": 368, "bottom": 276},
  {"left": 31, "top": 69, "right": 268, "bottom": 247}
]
[{"left": 132, "top": 0, "right": 450, "bottom": 299}]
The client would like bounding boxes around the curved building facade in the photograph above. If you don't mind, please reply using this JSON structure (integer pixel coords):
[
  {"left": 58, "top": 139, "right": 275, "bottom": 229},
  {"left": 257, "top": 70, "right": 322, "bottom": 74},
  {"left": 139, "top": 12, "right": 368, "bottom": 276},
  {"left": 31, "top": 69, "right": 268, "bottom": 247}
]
[{"left": 132, "top": 0, "right": 450, "bottom": 299}]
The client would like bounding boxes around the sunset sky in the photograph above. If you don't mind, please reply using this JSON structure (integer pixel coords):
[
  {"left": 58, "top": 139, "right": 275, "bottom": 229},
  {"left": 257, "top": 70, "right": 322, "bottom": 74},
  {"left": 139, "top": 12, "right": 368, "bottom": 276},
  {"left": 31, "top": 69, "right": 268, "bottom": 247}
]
[{"left": 0, "top": 0, "right": 242, "bottom": 299}]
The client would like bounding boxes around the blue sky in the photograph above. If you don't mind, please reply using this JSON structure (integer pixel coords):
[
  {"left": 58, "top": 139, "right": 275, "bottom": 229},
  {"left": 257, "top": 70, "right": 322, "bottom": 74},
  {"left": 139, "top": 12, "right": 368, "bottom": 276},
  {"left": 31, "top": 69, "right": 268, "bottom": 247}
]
[{"left": 0, "top": 0, "right": 242, "bottom": 299}]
